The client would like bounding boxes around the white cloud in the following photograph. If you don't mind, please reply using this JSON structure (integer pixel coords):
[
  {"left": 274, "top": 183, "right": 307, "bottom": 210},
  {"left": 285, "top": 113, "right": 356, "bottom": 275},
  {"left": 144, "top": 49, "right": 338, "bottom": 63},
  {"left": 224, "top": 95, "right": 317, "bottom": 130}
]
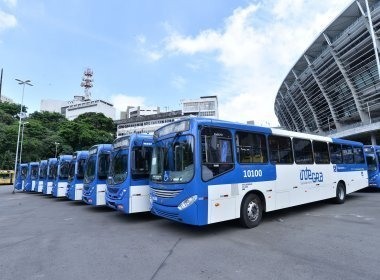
[
  {"left": 162, "top": 0, "right": 352, "bottom": 126},
  {"left": 136, "top": 34, "right": 163, "bottom": 62},
  {"left": 110, "top": 94, "right": 146, "bottom": 112},
  {"left": 0, "top": 10, "right": 17, "bottom": 31}
]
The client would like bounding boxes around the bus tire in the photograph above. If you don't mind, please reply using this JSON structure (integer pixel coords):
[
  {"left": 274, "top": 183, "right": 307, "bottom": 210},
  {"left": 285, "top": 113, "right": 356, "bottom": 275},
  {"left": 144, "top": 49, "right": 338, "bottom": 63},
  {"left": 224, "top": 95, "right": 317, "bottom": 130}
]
[
  {"left": 240, "top": 193, "right": 263, "bottom": 228},
  {"left": 335, "top": 182, "right": 346, "bottom": 204}
]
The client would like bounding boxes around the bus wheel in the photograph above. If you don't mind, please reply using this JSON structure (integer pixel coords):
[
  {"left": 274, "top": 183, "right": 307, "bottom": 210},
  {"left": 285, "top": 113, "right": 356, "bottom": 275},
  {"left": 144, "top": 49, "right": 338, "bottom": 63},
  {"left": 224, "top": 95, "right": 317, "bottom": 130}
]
[
  {"left": 335, "top": 182, "right": 346, "bottom": 204},
  {"left": 240, "top": 193, "right": 263, "bottom": 228}
]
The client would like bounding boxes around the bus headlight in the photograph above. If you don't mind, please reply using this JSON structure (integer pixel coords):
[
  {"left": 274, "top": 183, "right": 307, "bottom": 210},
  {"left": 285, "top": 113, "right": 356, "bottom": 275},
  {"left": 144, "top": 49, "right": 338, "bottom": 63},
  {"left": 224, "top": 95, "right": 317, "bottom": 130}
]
[{"left": 178, "top": 195, "right": 198, "bottom": 211}]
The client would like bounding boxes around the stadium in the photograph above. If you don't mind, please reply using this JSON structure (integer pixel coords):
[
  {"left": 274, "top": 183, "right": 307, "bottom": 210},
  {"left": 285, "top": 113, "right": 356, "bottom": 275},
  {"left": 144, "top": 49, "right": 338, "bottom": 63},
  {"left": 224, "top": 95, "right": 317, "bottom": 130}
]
[{"left": 275, "top": 0, "right": 380, "bottom": 145}]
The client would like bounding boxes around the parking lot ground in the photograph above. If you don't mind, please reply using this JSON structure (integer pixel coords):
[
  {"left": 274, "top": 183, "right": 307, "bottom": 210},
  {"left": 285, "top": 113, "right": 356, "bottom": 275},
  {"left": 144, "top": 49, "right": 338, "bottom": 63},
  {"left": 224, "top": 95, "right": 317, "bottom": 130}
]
[{"left": 0, "top": 185, "right": 379, "bottom": 280}]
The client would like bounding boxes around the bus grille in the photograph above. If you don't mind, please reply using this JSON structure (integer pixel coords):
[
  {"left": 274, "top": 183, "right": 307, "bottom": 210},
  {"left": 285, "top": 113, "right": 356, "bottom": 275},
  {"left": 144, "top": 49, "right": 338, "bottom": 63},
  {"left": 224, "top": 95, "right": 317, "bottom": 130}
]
[
  {"left": 153, "top": 209, "right": 180, "bottom": 220},
  {"left": 151, "top": 188, "right": 182, "bottom": 198},
  {"left": 107, "top": 187, "right": 119, "bottom": 194}
]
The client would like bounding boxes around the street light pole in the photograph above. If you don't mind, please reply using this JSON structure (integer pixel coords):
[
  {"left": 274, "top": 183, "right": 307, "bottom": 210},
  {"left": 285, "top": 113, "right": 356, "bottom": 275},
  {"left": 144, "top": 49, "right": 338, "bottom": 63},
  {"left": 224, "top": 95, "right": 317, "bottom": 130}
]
[
  {"left": 19, "top": 121, "right": 29, "bottom": 164},
  {"left": 54, "top": 142, "right": 60, "bottom": 158},
  {"left": 12, "top": 79, "right": 33, "bottom": 194}
]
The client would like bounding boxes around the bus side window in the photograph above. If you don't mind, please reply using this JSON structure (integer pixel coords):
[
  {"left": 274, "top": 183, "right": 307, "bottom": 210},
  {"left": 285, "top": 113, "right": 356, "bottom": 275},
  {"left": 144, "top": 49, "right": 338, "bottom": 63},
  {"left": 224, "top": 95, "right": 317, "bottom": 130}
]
[
  {"left": 236, "top": 131, "right": 268, "bottom": 164},
  {"left": 268, "top": 135, "right": 293, "bottom": 164},
  {"left": 293, "top": 138, "right": 313, "bottom": 164},
  {"left": 201, "top": 127, "right": 234, "bottom": 181},
  {"left": 353, "top": 146, "right": 365, "bottom": 164},
  {"left": 342, "top": 145, "right": 354, "bottom": 164},
  {"left": 313, "top": 141, "right": 330, "bottom": 164},
  {"left": 329, "top": 143, "right": 343, "bottom": 164}
]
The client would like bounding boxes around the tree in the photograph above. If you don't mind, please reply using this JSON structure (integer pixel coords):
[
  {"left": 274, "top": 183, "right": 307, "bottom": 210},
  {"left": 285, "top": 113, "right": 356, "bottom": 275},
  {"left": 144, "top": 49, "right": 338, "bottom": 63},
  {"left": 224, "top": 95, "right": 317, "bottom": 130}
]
[{"left": 74, "top": 112, "right": 115, "bottom": 134}]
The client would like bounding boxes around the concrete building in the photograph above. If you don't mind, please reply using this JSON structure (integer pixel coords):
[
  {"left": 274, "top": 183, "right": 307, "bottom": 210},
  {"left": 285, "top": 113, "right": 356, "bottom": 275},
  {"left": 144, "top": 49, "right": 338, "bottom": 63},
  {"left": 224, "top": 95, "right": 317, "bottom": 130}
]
[
  {"left": 116, "top": 95, "right": 219, "bottom": 137},
  {"left": 120, "top": 106, "right": 160, "bottom": 119},
  {"left": 40, "top": 99, "right": 67, "bottom": 114},
  {"left": 182, "top": 95, "right": 219, "bottom": 119},
  {"left": 275, "top": 0, "right": 380, "bottom": 145},
  {"left": 62, "top": 98, "right": 115, "bottom": 120},
  {"left": 40, "top": 96, "right": 116, "bottom": 120},
  {"left": 116, "top": 110, "right": 183, "bottom": 137}
]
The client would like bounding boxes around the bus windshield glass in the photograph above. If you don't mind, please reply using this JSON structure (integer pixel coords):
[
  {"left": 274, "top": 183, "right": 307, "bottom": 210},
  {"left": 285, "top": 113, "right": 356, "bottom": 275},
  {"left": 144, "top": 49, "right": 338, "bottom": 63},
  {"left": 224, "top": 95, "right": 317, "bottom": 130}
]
[
  {"left": 109, "top": 150, "right": 128, "bottom": 184},
  {"left": 85, "top": 155, "right": 96, "bottom": 183},
  {"left": 21, "top": 166, "right": 28, "bottom": 179},
  {"left": 77, "top": 159, "right": 86, "bottom": 180},
  {"left": 366, "top": 155, "right": 377, "bottom": 171},
  {"left": 48, "top": 164, "right": 57, "bottom": 180},
  {"left": 98, "top": 153, "right": 110, "bottom": 180},
  {"left": 151, "top": 135, "right": 194, "bottom": 183},
  {"left": 132, "top": 146, "right": 152, "bottom": 180},
  {"left": 68, "top": 160, "right": 75, "bottom": 182},
  {"left": 39, "top": 165, "right": 47, "bottom": 179},
  {"left": 31, "top": 166, "right": 39, "bottom": 180},
  {"left": 59, "top": 161, "right": 70, "bottom": 180}
]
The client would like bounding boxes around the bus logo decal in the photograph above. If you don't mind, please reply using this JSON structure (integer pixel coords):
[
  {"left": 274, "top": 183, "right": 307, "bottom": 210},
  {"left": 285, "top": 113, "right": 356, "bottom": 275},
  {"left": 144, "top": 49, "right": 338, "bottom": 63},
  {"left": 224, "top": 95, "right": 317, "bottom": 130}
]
[{"left": 299, "top": 168, "right": 323, "bottom": 183}]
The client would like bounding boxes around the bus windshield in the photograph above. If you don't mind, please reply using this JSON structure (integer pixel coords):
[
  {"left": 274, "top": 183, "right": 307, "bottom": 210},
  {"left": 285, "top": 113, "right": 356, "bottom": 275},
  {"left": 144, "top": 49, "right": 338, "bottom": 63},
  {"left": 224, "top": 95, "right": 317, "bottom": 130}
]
[
  {"left": 59, "top": 161, "right": 70, "bottom": 180},
  {"left": 48, "top": 164, "right": 57, "bottom": 180},
  {"left": 68, "top": 160, "right": 75, "bottom": 182},
  {"left": 31, "top": 166, "right": 39, "bottom": 180},
  {"left": 85, "top": 155, "right": 96, "bottom": 183},
  {"left": 77, "top": 159, "right": 86, "bottom": 180},
  {"left": 109, "top": 150, "right": 128, "bottom": 184},
  {"left": 366, "top": 155, "right": 377, "bottom": 171},
  {"left": 98, "top": 153, "right": 110, "bottom": 180},
  {"left": 39, "top": 165, "right": 47, "bottom": 179},
  {"left": 131, "top": 146, "right": 152, "bottom": 180},
  {"left": 21, "top": 166, "right": 28, "bottom": 179},
  {"left": 151, "top": 135, "right": 194, "bottom": 183}
]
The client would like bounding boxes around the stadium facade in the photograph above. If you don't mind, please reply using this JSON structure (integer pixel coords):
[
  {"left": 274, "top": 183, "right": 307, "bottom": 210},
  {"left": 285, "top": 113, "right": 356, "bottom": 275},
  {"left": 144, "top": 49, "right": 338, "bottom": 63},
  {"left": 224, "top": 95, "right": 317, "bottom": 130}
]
[{"left": 275, "top": 0, "right": 380, "bottom": 145}]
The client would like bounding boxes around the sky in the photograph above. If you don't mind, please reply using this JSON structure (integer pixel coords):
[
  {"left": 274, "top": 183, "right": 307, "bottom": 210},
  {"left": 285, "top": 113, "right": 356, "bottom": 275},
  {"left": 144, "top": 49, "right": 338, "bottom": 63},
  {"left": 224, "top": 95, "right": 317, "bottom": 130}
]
[{"left": 0, "top": 0, "right": 353, "bottom": 126}]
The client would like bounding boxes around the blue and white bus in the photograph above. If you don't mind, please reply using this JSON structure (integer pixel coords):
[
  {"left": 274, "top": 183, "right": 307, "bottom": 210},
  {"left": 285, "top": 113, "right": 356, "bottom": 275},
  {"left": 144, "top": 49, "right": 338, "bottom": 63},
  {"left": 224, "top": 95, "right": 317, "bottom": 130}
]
[
  {"left": 364, "top": 145, "right": 380, "bottom": 188},
  {"left": 36, "top": 160, "right": 48, "bottom": 192},
  {"left": 42, "top": 158, "right": 57, "bottom": 195},
  {"left": 106, "top": 134, "right": 153, "bottom": 213},
  {"left": 149, "top": 118, "right": 368, "bottom": 228},
  {"left": 52, "top": 155, "right": 73, "bottom": 197},
  {"left": 15, "top": 163, "right": 28, "bottom": 191},
  {"left": 82, "top": 144, "right": 112, "bottom": 206},
  {"left": 66, "top": 151, "right": 89, "bottom": 201},
  {"left": 24, "top": 162, "right": 39, "bottom": 192}
]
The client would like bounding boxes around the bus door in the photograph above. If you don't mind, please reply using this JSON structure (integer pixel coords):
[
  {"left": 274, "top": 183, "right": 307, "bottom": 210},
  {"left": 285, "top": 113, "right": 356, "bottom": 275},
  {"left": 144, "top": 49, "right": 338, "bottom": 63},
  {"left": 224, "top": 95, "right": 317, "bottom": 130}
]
[{"left": 268, "top": 135, "right": 294, "bottom": 209}]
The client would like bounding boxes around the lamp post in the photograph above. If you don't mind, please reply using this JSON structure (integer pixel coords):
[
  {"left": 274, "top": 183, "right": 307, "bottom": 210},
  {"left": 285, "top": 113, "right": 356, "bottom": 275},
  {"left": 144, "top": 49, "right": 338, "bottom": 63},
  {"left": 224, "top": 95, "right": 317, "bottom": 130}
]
[
  {"left": 54, "top": 142, "right": 60, "bottom": 158},
  {"left": 19, "top": 121, "right": 29, "bottom": 164},
  {"left": 12, "top": 79, "right": 33, "bottom": 194}
]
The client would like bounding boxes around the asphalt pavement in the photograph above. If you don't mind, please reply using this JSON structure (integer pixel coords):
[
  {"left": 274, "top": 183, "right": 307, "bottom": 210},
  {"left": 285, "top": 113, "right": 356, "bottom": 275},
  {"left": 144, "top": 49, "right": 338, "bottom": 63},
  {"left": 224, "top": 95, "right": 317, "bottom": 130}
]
[{"left": 0, "top": 185, "right": 379, "bottom": 280}]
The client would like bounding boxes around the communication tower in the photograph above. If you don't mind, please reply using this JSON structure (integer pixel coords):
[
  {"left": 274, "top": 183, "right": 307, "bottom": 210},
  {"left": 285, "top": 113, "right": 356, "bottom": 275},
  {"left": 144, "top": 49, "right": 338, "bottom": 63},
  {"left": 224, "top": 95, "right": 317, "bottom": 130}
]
[{"left": 80, "top": 68, "right": 93, "bottom": 101}]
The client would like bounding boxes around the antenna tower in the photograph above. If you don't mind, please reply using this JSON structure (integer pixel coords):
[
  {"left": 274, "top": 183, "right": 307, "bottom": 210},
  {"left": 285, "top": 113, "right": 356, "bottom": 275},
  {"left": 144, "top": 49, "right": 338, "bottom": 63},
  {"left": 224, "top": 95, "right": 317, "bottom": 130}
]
[{"left": 80, "top": 68, "right": 93, "bottom": 100}]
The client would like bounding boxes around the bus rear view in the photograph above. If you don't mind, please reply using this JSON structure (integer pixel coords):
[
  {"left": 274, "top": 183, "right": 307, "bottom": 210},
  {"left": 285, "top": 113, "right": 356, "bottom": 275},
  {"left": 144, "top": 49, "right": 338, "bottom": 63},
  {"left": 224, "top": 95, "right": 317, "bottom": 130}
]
[
  {"left": 106, "top": 134, "right": 153, "bottom": 213},
  {"left": 82, "top": 144, "right": 112, "bottom": 206}
]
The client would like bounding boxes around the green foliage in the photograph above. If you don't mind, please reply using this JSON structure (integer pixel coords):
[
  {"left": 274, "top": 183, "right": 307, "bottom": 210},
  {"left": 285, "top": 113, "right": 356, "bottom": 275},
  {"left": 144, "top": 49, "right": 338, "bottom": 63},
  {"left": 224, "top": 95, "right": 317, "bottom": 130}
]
[{"left": 0, "top": 103, "right": 116, "bottom": 169}]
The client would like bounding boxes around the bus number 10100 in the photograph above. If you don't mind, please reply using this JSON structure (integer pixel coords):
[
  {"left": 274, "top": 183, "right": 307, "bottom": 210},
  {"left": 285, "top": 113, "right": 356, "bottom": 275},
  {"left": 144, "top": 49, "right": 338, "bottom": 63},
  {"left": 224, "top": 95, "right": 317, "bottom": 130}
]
[{"left": 243, "top": 169, "right": 263, "bottom": 178}]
